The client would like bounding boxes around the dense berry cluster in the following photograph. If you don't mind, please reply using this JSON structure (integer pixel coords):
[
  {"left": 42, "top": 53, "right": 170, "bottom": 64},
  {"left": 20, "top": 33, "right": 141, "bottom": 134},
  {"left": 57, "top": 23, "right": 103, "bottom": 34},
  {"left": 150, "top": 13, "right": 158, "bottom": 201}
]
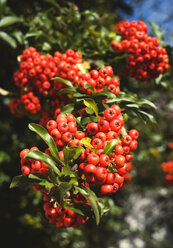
[
  {"left": 20, "top": 147, "right": 49, "bottom": 176},
  {"left": 8, "top": 47, "right": 83, "bottom": 119},
  {"left": 43, "top": 194, "right": 88, "bottom": 228},
  {"left": 78, "top": 66, "right": 120, "bottom": 95},
  {"left": 9, "top": 47, "right": 121, "bottom": 121},
  {"left": 45, "top": 108, "right": 138, "bottom": 196},
  {"left": 111, "top": 20, "right": 169, "bottom": 81},
  {"left": 19, "top": 103, "right": 138, "bottom": 228},
  {"left": 161, "top": 161, "right": 173, "bottom": 185}
]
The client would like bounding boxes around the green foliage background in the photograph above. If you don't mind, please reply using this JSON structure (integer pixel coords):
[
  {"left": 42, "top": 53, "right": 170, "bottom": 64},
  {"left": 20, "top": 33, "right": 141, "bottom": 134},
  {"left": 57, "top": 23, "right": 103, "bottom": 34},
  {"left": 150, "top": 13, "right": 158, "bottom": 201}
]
[{"left": 0, "top": 0, "right": 173, "bottom": 247}]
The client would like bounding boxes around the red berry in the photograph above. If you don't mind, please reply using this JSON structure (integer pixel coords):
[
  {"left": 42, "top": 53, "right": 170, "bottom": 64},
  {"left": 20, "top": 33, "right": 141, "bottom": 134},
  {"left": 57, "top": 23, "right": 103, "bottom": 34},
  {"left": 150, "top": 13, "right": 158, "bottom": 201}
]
[
  {"left": 95, "top": 167, "right": 107, "bottom": 181},
  {"left": 98, "top": 119, "right": 109, "bottom": 132},
  {"left": 92, "top": 138, "right": 103, "bottom": 149},
  {"left": 87, "top": 122, "right": 99, "bottom": 135},
  {"left": 100, "top": 184, "right": 113, "bottom": 195},
  {"left": 62, "top": 131, "right": 73, "bottom": 143},
  {"left": 129, "top": 129, "right": 139, "bottom": 140},
  {"left": 106, "top": 172, "right": 115, "bottom": 184},
  {"left": 104, "top": 108, "right": 117, "bottom": 121},
  {"left": 84, "top": 164, "right": 97, "bottom": 175},
  {"left": 87, "top": 153, "right": 99, "bottom": 165},
  {"left": 99, "top": 154, "right": 110, "bottom": 167},
  {"left": 115, "top": 155, "right": 125, "bottom": 167}
]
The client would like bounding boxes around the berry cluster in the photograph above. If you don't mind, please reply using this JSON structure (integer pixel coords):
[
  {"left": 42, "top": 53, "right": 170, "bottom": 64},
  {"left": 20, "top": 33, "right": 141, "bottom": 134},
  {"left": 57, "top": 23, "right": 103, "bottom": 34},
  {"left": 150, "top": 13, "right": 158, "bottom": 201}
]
[
  {"left": 161, "top": 161, "right": 173, "bottom": 185},
  {"left": 111, "top": 20, "right": 169, "bottom": 81},
  {"left": 20, "top": 147, "right": 49, "bottom": 176},
  {"left": 9, "top": 47, "right": 83, "bottom": 119},
  {"left": 54, "top": 49, "right": 82, "bottom": 84},
  {"left": 19, "top": 104, "right": 138, "bottom": 228},
  {"left": 78, "top": 66, "right": 120, "bottom": 95},
  {"left": 43, "top": 194, "right": 88, "bottom": 228},
  {"left": 45, "top": 108, "right": 138, "bottom": 196},
  {"left": 9, "top": 46, "right": 121, "bottom": 121}
]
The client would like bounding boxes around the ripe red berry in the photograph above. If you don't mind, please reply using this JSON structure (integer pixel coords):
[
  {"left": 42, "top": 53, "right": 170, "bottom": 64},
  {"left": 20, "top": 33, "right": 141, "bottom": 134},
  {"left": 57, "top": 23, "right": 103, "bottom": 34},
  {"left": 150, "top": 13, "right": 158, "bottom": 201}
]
[
  {"left": 87, "top": 122, "right": 99, "bottom": 135},
  {"left": 115, "top": 145, "right": 124, "bottom": 155},
  {"left": 68, "top": 122, "right": 77, "bottom": 133},
  {"left": 110, "top": 119, "right": 122, "bottom": 132},
  {"left": 112, "top": 183, "right": 119, "bottom": 193},
  {"left": 92, "top": 138, "right": 103, "bottom": 149},
  {"left": 106, "top": 172, "right": 115, "bottom": 184},
  {"left": 84, "top": 164, "right": 97, "bottom": 175},
  {"left": 87, "top": 153, "right": 99, "bottom": 165},
  {"left": 95, "top": 167, "right": 107, "bottom": 181},
  {"left": 46, "top": 120, "right": 57, "bottom": 131},
  {"left": 114, "top": 173, "right": 124, "bottom": 185},
  {"left": 98, "top": 119, "right": 109, "bottom": 132},
  {"left": 99, "top": 154, "right": 110, "bottom": 167},
  {"left": 129, "top": 129, "right": 139, "bottom": 140},
  {"left": 20, "top": 148, "right": 29, "bottom": 159},
  {"left": 115, "top": 155, "right": 125, "bottom": 167},
  {"left": 62, "top": 132, "right": 73, "bottom": 143},
  {"left": 104, "top": 108, "right": 117, "bottom": 121},
  {"left": 75, "top": 131, "right": 86, "bottom": 140},
  {"left": 100, "top": 184, "right": 113, "bottom": 195}
]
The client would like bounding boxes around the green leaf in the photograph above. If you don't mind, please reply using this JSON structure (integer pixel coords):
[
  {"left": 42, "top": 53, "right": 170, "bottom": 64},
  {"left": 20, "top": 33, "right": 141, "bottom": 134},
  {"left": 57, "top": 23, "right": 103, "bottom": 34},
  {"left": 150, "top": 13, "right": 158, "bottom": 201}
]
[
  {"left": 63, "top": 146, "right": 84, "bottom": 164},
  {"left": 12, "top": 30, "right": 23, "bottom": 44},
  {"left": 137, "top": 99, "right": 157, "bottom": 110},
  {"left": 149, "top": 21, "right": 164, "bottom": 41},
  {"left": 64, "top": 203, "right": 92, "bottom": 217},
  {"left": 83, "top": 98, "right": 99, "bottom": 118},
  {"left": 80, "top": 137, "right": 93, "bottom": 148},
  {"left": 0, "top": 31, "right": 17, "bottom": 48},
  {"left": 77, "top": 186, "right": 101, "bottom": 225},
  {"left": 80, "top": 116, "right": 98, "bottom": 127},
  {"left": 86, "top": 106, "right": 94, "bottom": 114},
  {"left": 168, "top": 34, "right": 173, "bottom": 40},
  {"left": 103, "top": 139, "right": 121, "bottom": 155},
  {"left": 77, "top": 63, "right": 88, "bottom": 74},
  {"left": 25, "top": 150, "right": 61, "bottom": 176},
  {"left": 10, "top": 175, "right": 40, "bottom": 189},
  {"left": 0, "top": 16, "right": 22, "bottom": 28},
  {"left": 137, "top": 110, "right": 157, "bottom": 125},
  {"left": 28, "top": 123, "right": 61, "bottom": 163},
  {"left": 52, "top": 77, "right": 73, "bottom": 87},
  {"left": 60, "top": 104, "right": 75, "bottom": 114},
  {"left": 24, "top": 31, "right": 41, "bottom": 39},
  {"left": 54, "top": 182, "right": 72, "bottom": 204}
]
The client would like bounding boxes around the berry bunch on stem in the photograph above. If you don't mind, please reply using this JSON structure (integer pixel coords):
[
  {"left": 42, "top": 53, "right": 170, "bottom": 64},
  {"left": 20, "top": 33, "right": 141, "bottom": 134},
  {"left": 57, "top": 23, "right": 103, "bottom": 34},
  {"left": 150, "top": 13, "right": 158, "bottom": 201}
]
[{"left": 111, "top": 20, "right": 169, "bottom": 81}]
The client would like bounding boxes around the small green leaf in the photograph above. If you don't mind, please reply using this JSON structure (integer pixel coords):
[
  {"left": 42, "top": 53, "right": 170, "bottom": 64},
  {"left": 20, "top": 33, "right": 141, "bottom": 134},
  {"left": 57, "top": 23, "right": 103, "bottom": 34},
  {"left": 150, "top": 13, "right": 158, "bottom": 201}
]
[
  {"left": 80, "top": 137, "right": 93, "bottom": 148},
  {"left": 86, "top": 106, "right": 94, "bottom": 114},
  {"left": 149, "top": 21, "right": 164, "bottom": 41},
  {"left": 61, "top": 104, "right": 75, "bottom": 114},
  {"left": 25, "top": 150, "right": 61, "bottom": 176},
  {"left": 0, "top": 16, "right": 22, "bottom": 28},
  {"left": 63, "top": 146, "right": 84, "bottom": 164},
  {"left": 52, "top": 77, "right": 73, "bottom": 87},
  {"left": 28, "top": 123, "right": 61, "bottom": 163},
  {"left": 64, "top": 203, "right": 92, "bottom": 217},
  {"left": 54, "top": 182, "right": 72, "bottom": 204},
  {"left": 76, "top": 63, "right": 88, "bottom": 74},
  {"left": 83, "top": 98, "right": 99, "bottom": 118},
  {"left": 138, "top": 110, "right": 157, "bottom": 125},
  {"left": 103, "top": 139, "right": 121, "bottom": 155},
  {"left": 77, "top": 186, "right": 101, "bottom": 225},
  {"left": 10, "top": 175, "right": 40, "bottom": 189},
  {"left": 0, "top": 31, "right": 17, "bottom": 48},
  {"left": 138, "top": 99, "right": 157, "bottom": 110},
  {"left": 168, "top": 34, "right": 173, "bottom": 40}
]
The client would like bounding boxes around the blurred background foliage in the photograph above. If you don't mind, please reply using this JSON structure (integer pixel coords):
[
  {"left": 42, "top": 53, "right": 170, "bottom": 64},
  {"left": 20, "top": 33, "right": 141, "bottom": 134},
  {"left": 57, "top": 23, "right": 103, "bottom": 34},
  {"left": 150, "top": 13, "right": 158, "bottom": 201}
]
[{"left": 0, "top": 0, "right": 173, "bottom": 247}]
